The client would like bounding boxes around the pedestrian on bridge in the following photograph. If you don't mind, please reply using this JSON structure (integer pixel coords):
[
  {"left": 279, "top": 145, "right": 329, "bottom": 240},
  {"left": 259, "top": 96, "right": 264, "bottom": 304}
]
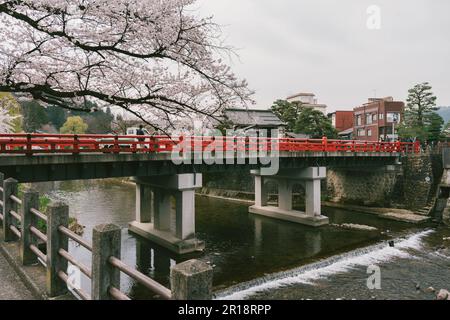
[{"left": 137, "top": 125, "right": 146, "bottom": 150}]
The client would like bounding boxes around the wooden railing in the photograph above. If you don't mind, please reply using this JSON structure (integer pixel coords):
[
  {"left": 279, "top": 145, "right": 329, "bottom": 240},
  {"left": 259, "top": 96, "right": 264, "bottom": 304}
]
[
  {"left": 0, "top": 133, "right": 420, "bottom": 155},
  {"left": 0, "top": 173, "right": 212, "bottom": 300}
]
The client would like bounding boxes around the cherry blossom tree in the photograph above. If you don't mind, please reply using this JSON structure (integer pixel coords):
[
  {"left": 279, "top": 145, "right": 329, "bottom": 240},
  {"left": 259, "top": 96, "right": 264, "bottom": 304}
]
[{"left": 0, "top": 0, "right": 253, "bottom": 132}]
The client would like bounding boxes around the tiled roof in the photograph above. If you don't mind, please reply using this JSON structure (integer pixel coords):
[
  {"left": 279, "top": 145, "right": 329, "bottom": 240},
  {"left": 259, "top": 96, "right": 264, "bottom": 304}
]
[{"left": 224, "top": 109, "right": 285, "bottom": 127}]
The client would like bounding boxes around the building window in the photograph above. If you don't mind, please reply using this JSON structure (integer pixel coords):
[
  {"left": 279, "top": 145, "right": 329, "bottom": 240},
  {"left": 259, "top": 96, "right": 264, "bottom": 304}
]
[
  {"left": 356, "top": 115, "right": 362, "bottom": 126},
  {"left": 367, "top": 129, "right": 372, "bottom": 137},
  {"left": 372, "top": 114, "right": 377, "bottom": 122},
  {"left": 366, "top": 114, "right": 372, "bottom": 125},
  {"left": 357, "top": 129, "right": 365, "bottom": 137},
  {"left": 379, "top": 113, "right": 384, "bottom": 120}
]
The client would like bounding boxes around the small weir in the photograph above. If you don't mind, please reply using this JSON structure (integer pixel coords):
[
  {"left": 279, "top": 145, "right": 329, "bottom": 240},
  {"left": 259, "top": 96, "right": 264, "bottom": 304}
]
[{"left": 216, "top": 230, "right": 434, "bottom": 300}]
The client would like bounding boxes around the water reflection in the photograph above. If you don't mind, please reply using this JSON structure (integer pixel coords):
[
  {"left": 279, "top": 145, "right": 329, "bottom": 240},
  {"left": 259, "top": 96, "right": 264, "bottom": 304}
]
[{"left": 31, "top": 179, "right": 417, "bottom": 299}]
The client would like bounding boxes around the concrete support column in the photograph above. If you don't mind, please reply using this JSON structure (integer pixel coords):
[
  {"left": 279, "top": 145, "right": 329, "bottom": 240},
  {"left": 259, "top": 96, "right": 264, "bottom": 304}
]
[
  {"left": 254, "top": 175, "right": 268, "bottom": 207},
  {"left": 135, "top": 183, "right": 152, "bottom": 223},
  {"left": 154, "top": 188, "right": 172, "bottom": 232},
  {"left": 305, "top": 179, "right": 322, "bottom": 217},
  {"left": 249, "top": 167, "right": 329, "bottom": 227},
  {"left": 129, "top": 174, "right": 204, "bottom": 255},
  {"left": 175, "top": 190, "right": 195, "bottom": 240},
  {"left": 278, "top": 179, "right": 292, "bottom": 211}
]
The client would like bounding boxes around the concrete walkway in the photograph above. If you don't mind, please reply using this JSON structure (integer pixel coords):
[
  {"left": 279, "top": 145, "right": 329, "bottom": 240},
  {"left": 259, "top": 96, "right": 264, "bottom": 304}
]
[{"left": 0, "top": 252, "right": 35, "bottom": 300}]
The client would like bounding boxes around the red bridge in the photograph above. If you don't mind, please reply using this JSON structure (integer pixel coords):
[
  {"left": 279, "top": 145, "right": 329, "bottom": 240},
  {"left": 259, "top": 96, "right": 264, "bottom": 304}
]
[{"left": 0, "top": 133, "right": 420, "bottom": 155}]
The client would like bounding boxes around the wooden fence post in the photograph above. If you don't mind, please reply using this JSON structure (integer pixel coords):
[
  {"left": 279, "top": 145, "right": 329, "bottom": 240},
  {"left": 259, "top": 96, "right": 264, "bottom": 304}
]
[
  {"left": 21, "top": 189, "right": 40, "bottom": 265},
  {"left": 170, "top": 259, "right": 213, "bottom": 300},
  {"left": 91, "top": 224, "right": 121, "bottom": 300},
  {"left": 46, "top": 202, "right": 69, "bottom": 297},
  {"left": 2, "top": 178, "right": 18, "bottom": 242}
]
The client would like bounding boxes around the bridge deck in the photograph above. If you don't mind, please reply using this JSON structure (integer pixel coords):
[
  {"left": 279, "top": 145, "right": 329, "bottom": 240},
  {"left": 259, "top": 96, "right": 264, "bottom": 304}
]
[{"left": 0, "top": 134, "right": 414, "bottom": 182}]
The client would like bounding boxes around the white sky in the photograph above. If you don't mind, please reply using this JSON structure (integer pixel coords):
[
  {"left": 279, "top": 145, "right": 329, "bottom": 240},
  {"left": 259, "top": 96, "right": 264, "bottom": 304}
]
[{"left": 196, "top": 0, "right": 450, "bottom": 112}]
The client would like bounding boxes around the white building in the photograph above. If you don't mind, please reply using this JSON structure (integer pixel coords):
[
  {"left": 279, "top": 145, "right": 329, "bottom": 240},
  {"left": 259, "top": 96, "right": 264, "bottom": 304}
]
[{"left": 286, "top": 92, "right": 328, "bottom": 115}]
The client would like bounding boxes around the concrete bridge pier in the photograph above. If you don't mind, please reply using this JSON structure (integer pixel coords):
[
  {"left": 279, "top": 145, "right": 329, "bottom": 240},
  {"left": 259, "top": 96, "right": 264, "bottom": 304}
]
[
  {"left": 129, "top": 173, "right": 205, "bottom": 255},
  {"left": 250, "top": 167, "right": 329, "bottom": 227}
]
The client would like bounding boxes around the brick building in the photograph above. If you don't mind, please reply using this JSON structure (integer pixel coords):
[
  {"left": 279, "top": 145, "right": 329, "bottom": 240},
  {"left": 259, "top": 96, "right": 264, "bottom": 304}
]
[
  {"left": 329, "top": 111, "right": 354, "bottom": 132},
  {"left": 353, "top": 97, "right": 404, "bottom": 142}
]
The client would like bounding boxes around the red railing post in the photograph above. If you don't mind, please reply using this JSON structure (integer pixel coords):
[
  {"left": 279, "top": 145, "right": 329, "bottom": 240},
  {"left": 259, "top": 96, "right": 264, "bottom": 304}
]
[
  {"left": 415, "top": 140, "right": 421, "bottom": 153},
  {"left": 322, "top": 136, "right": 328, "bottom": 152},
  {"left": 26, "top": 134, "right": 32, "bottom": 156},
  {"left": 114, "top": 135, "right": 119, "bottom": 154},
  {"left": 73, "top": 135, "right": 79, "bottom": 155}
]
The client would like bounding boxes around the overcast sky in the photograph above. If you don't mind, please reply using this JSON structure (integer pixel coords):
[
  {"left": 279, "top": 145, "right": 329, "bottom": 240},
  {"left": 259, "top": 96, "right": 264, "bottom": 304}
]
[{"left": 196, "top": 0, "right": 450, "bottom": 112}]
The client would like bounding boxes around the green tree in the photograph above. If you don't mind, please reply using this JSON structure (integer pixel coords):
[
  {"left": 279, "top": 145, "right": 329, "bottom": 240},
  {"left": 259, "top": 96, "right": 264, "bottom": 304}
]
[
  {"left": 405, "top": 82, "right": 438, "bottom": 127},
  {"left": 294, "top": 108, "right": 338, "bottom": 138},
  {"left": 46, "top": 105, "right": 67, "bottom": 129},
  {"left": 270, "top": 100, "right": 301, "bottom": 132},
  {"left": 399, "top": 83, "right": 440, "bottom": 142},
  {"left": 0, "top": 92, "right": 22, "bottom": 132},
  {"left": 60, "top": 116, "right": 88, "bottom": 134},
  {"left": 21, "top": 100, "right": 49, "bottom": 132},
  {"left": 398, "top": 124, "right": 428, "bottom": 142},
  {"left": 424, "top": 112, "right": 444, "bottom": 143}
]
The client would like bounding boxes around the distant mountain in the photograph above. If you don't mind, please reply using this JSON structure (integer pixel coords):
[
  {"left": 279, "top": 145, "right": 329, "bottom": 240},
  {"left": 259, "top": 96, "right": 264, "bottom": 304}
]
[{"left": 437, "top": 107, "right": 450, "bottom": 123}]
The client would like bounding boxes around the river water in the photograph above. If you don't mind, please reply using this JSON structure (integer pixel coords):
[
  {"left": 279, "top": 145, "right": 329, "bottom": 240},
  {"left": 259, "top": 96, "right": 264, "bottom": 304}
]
[{"left": 34, "top": 179, "right": 450, "bottom": 300}]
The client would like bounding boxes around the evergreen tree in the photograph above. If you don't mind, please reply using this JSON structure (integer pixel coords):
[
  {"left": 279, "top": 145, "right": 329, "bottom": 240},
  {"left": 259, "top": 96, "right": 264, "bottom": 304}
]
[
  {"left": 21, "top": 100, "right": 49, "bottom": 132},
  {"left": 405, "top": 82, "right": 438, "bottom": 127},
  {"left": 424, "top": 112, "right": 444, "bottom": 143},
  {"left": 399, "top": 82, "right": 440, "bottom": 142},
  {"left": 46, "top": 105, "right": 67, "bottom": 129},
  {"left": 294, "top": 108, "right": 338, "bottom": 138},
  {"left": 270, "top": 100, "right": 301, "bottom": 132}
]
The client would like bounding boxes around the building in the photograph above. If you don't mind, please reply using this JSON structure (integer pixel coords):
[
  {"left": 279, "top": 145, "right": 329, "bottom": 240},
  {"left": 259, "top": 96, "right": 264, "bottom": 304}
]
[
  {"left": 286, "top": 92, "right": 327, "bottom": 115},
  {"left": 223, "top": 108, "right": 286, "bottom": 137},
  {"left": 353, "top": 97, "right": 404, "bottom": 142},
  {"left": 328, "top": 111, "right": 354, "bottom": 132}
]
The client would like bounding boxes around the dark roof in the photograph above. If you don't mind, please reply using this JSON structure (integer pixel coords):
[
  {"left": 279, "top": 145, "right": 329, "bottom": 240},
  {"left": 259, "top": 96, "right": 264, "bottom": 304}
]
[
  {"left": 224, "top": 109, "right": 286, "bottom": 127},
  {"left": 338, "top": 128, "right": 354, "bottom": 135}
]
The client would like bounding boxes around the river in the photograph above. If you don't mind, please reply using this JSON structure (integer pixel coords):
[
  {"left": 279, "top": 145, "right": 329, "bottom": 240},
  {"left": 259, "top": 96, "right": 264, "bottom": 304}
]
[{"left": 34, "top": 179, "right": 450, "bottom": 300}]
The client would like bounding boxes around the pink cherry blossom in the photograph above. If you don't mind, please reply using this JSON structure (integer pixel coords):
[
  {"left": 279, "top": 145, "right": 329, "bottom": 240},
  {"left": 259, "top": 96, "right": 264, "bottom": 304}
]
[{"left": 0, "top": 0, "right": 254, "bottom": 131}]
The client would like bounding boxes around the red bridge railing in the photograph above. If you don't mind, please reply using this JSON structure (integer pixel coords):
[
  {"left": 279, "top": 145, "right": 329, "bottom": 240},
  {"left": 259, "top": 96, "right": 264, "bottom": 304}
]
[{"left": 0, "top": 133, "right": 420, "bottom": 155}]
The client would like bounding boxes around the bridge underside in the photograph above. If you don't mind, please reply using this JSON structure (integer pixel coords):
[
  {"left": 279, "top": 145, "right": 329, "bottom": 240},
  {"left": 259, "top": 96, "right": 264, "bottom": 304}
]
[{"left": 0, "top": 152, "right": 400, "bottom": 183}]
